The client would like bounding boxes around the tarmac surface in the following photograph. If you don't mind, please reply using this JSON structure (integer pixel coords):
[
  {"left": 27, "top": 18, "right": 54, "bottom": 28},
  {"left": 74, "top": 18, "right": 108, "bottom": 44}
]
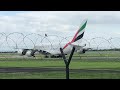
[{"left": 0, "top": 67, "right": 120, "bottom": 73}]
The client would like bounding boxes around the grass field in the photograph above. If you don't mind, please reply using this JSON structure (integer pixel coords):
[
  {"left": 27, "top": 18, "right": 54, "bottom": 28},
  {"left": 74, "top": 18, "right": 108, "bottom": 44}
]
[{"left": 0, "top": 51, "right": 120, "bottom": 79}]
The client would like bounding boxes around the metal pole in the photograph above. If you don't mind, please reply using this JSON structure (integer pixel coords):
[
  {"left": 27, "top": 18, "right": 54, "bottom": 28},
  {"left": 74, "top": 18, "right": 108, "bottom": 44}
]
[
  {"left": 60, "top": 47, "right": 75, "bottom": 79},
  {"left": 60, "top": 48, "right": 67, "bottom": 64},
  {"left": 67, "top": 47, "right": 75, "bottom": 66},
  {"left": 66, "top": 65, "right": 69, "bottom": 79}
]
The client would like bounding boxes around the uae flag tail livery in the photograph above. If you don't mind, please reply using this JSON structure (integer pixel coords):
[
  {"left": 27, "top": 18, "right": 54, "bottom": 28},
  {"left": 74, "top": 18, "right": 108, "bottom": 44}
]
[{"left": 63, "top": 19, "right": 88, "bottom": 49}]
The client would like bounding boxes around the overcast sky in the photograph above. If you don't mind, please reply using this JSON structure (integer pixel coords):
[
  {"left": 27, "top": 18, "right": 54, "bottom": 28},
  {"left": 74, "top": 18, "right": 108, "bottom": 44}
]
[
  {"left": 0, "top": 11, "right": 120, "bottom": 50},
  {"left": 0, "top": 11, "right": 120, "bottom": 36}
]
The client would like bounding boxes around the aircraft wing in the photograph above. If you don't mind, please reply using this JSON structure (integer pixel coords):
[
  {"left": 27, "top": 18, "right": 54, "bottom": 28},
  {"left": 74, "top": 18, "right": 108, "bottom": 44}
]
[
  {"left": 70, "top": 42, "right": 86, "bottom": 48},
  {"left": 70, "top": 43, "right": 92, "bottom": 52}
]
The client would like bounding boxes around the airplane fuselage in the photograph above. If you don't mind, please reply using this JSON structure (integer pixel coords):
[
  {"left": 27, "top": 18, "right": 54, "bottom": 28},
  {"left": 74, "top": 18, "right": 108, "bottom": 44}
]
[{"left": 34, "top": 43, "right": 74, "bottom": 55}]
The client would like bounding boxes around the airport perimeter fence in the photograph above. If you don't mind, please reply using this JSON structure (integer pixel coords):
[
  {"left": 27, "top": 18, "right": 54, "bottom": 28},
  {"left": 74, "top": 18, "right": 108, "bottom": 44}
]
[{"left": 0, "top": 32, "right": 120, "bottom": 60}]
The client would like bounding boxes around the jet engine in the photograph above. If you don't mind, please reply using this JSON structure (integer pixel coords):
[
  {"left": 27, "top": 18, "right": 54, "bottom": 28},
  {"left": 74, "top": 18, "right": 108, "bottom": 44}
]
[
  {"left": 26, "top": 50, "right": 38, "bottom": 57},
  {"left": 17, "top": 49, "right": 28, "bottom": 56},
  {"left": 26, "top": 50, "right": 32, "bottom": 57},
  {"left": 77, "top": 49, "right": 86, "bottom": 54},
  {"left": 17, "top": 49, "right": 37, "bottom": 57},
  {"left": 77, "top": 48, "right": 91, "bottom": 54}
]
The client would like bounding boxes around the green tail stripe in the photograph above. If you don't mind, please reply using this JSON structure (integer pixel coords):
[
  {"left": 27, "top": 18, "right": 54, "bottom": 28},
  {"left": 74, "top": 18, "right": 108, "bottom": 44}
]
[{"left": 78, "top": 20, "right": 87, "bottom": 33}]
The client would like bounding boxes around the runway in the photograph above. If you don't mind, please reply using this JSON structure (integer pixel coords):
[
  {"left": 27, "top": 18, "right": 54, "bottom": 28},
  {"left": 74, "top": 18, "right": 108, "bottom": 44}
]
[{"left": 0, "top": 67, "right": 120, "bottom": 73}]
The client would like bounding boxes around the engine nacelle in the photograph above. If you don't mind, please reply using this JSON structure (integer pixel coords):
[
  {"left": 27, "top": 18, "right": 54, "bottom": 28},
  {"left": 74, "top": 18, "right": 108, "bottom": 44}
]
[
  {"left": 26, "top": 50, "right": 37, "bottom": 57},
  {"left": 17, "top": 49, "right": 28, "bottom": 56},
  {"left": 17, "top": 49, "right": 37, "bottom": 57},
  {"left": 77, "top": 49, "right": 86, "bottom": 54},
  {"left": 26, "top": 50, "right": 32, "bottom": 57}
]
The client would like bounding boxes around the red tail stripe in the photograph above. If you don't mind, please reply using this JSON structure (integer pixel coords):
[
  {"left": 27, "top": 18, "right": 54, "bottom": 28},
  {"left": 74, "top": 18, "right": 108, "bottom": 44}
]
[
  {"left": 63, "top": 30, "right": 79, "bottom": 49},
  {"left": 71, "top": 31, "right": 79, "bottom": 43}
]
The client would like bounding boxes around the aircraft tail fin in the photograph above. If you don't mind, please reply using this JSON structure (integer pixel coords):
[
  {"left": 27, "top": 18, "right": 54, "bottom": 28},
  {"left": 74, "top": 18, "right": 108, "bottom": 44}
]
[
  {"left": 71, "top": 19, "right": 87, "bottom": 43},
  {"left": 63, "top": 19, "right": 87, "bottom": 49}
]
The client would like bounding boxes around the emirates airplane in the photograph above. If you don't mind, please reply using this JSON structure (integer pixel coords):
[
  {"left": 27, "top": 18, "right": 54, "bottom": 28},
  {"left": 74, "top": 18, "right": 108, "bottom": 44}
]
[{"left": 17, "top": 19, "right": 89, "bottom": 58}]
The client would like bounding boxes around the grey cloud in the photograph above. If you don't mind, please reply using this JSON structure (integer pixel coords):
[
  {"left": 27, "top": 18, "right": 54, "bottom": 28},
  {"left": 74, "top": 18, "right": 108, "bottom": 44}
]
[
  {"left": 52, "top": 11, "right": 120, "bottom": 24},
  {"left": 0, "top": 11, "right": 120, "bottom": 34}
]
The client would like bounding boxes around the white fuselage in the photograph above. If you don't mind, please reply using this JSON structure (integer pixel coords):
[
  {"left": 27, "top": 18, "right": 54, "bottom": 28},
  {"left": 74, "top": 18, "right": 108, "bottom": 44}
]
[{"left": 34, "top": 43, "right": 74, "bottom": 55}]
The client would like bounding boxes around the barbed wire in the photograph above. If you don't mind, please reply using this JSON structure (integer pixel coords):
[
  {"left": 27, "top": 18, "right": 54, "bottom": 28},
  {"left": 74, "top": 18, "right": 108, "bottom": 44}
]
[{"left": 0, "top": 32, "right": 120, "bottom": 60}]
